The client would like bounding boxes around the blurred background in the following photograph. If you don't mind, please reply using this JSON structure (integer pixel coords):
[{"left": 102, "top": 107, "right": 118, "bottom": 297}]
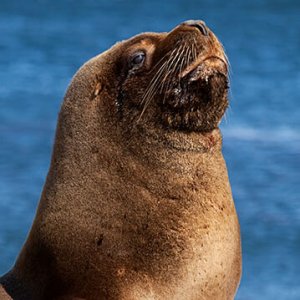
[{"left": 0, "top": 0, "right": 299, "bottom": 299}]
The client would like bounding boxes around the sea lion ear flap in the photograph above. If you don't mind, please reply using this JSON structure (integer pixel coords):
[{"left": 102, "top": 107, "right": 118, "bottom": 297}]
[
  {"left": 90, "top": 74, "right": 105, "bottom": 101},
  {"left": 93, "top": 81, "right": 103, "bottom": 97}
]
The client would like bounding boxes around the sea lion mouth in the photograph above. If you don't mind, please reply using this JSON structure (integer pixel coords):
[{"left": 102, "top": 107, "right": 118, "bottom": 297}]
[
  {"left": 157, "top": 54, "right": 229, "bottom": 131},
  {"left": 178, "top": 56, "right": 229, "bottom": 103}
]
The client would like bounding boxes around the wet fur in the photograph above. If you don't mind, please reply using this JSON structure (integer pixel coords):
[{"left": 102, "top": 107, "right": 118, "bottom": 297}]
[{"left": 0, "top": 23, "right": 241, "bottom": 299}]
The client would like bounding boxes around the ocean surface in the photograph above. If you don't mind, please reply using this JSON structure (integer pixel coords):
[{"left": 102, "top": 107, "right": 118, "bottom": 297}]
[{"left": 0, "top": 0, "right": 299, "bottom": 299}]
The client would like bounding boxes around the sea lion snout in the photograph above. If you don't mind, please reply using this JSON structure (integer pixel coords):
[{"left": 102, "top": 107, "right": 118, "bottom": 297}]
[{"left": 114, "top": 21, "right": 230, "bottom": 132}]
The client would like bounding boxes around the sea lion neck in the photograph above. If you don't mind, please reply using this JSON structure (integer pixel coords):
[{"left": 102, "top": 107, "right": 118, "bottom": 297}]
[
  {"left": 115, "top": 123, "right": 223, "bottom": 160},
  {"left": 101, "top": 123, "right": 224, "bottom": 183}
]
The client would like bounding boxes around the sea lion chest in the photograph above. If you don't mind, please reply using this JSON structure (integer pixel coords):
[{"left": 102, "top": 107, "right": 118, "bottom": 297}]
[{"left": 41, "top": 141, "right": 240, "bottom": 300}]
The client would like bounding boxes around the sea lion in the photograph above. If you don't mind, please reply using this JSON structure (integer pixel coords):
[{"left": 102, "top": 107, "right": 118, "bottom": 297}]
[{"left": 0, "top": 20, "right": 241, "bottom": 299}]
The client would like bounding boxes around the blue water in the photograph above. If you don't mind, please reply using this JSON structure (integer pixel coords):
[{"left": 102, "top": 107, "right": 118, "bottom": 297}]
[{"left": 0, "top": 0, "right": 299, "bottom": 299}]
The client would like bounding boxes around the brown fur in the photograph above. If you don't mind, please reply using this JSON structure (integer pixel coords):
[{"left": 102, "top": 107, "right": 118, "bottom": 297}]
[{"left": 0, "top": 21, "right": 241, "bottom": 299}]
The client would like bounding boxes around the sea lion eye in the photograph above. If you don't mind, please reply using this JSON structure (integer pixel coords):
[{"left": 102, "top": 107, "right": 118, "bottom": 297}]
[{"left": 130, "top": 52, "right": 145, "bottom": 67}]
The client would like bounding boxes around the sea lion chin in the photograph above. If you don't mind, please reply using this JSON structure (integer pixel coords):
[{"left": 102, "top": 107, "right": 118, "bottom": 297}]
[{"left": 0, "top": 20, "right": 241, "bottom": 300}]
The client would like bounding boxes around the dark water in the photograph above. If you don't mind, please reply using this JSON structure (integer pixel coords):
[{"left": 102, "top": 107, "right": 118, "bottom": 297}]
[{"left": 0, "top": 0, "right": 299, "bottom": 299}]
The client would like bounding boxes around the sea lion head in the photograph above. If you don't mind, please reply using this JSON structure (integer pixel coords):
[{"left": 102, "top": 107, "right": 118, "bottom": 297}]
[{"left": 99, "top": 20, "right": 229, "bottom": 133}]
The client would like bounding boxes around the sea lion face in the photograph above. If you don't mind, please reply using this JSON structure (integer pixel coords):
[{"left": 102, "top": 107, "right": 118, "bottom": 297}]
[{"left": 115, "top": 20, "right": 229, "bottom": 132}]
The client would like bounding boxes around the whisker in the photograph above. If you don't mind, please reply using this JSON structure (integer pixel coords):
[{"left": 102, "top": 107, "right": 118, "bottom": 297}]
[
  {"left": 158, "top": 44, "right": 185, "bottom": 102},
  {"left": 161, "top": 44, "right": 187, "bottom": 103},
  {"left": 139, "top": 64, "right": 168, "bottom": 114},
  {"left": 161, "top": 44, "right": 183, "bottom": 83},
  {"left": 138, "top": 40, "right": 201, "bottom": 122},
  {"left": 192, "top": 40, "right": 197, "bottom": 61},
  {"left": 179, "top": 44, "right": 188, "bottom": 75},
  {"left": 142, "top": 49, "right": 177, "bottom": 102},
  {"left": 187, "top": 47, "right": 192, "bottom": 66},
  {"left": 139, "top": 57, "right": 170, "bottom": 106},
  {"left": 137, "top": 57, "right": 173, "bottom": 121}
]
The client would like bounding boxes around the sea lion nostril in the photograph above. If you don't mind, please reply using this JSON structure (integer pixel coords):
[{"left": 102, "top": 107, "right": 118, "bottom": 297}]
[
  {"left": 182, "top": 20, "right": 208, "bottom": 36},
  {"left": 191, "top": 23, "right": 208, "bottom": 36}
]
